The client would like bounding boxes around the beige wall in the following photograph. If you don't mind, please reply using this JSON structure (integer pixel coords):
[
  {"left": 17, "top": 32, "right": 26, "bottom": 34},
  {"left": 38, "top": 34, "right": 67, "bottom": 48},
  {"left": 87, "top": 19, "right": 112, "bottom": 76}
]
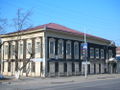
[
  {"left": 0, "top": 30, "right": 46, "bottom": 77},
  {"left": 1, "top": 32, "right": 44, "bottom": 42}
]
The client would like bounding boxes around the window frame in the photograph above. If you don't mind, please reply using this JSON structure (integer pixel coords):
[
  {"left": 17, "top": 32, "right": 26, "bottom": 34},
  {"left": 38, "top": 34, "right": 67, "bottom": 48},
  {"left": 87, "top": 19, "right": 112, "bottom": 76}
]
[
  {"left": 100, "top": 49, "right": 104, "bottom": 59},
  {"left": 10, "top": 42, "right": 16, "bottom": 59},
  {"left": 108, "top": 50, "right": 113, "bottom": 58},
  {"left": 74, "top": 42, "right": 79, "bottom": 59},
  {"left": 49, "top": 38, "right": 55, "bottom": 58},
  {"left": 26, "top": 39, "right": 32, "bottom": 58},
  {"left": 4, "top": 45, "right": 9, "bottom": 56},
  {"left": 90, "top": 47, "right": 94, "bottom": 59},
  {"left": 18, "top": 40, "right": 24, "bottom": 59},
  {"left": 8, "top": 62, "right": 11, "bottom": 72},
  {"left": 58, "top": 39, "right": 64, "bottom": 58},
  {"left": 31, "top": 61, "right": 35, "bottom": 72},
  {"left": 27, "top": 42, "right": 32, "bottom": 54},
  {"left": 66, "top": 41, "right": 71, "bottom": 59},
  {"left": 95, "top": 48, "right": 99, "bottom": 59},
  {"left": 4, "top": 42, "right": 9, "bottom": 60}
]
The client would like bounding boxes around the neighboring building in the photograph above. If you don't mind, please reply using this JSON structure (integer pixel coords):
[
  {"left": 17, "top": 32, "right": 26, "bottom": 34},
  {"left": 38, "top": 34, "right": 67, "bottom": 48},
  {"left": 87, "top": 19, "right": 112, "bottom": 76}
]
[
  {"left": 116, "top": 47, "right": 120, "bottom": 56},
  {"left": 0, "top": 23, "right": 116, "bottom": 77},
  {"left": 116, "top": 47, "right": 120, "bottom": 73}
]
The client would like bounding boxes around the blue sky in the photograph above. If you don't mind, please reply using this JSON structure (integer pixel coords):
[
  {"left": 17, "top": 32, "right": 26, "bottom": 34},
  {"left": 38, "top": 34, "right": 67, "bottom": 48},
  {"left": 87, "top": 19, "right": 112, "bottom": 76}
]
[{"left": 1, "top": 0, "right": 120, "bottom": 45}]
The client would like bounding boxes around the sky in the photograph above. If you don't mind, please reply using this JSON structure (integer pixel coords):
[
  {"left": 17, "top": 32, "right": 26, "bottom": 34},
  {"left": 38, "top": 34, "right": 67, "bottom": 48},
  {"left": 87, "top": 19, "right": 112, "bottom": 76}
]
[{"left": 0, "top": 0, "right": 120, "bottom": 46}]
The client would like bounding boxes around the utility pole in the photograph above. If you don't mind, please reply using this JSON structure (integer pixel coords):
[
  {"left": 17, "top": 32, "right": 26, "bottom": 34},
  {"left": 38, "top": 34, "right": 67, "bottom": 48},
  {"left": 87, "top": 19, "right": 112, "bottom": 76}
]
[{"left": 84, "top": 29, "right": 87, "bottom": 78}]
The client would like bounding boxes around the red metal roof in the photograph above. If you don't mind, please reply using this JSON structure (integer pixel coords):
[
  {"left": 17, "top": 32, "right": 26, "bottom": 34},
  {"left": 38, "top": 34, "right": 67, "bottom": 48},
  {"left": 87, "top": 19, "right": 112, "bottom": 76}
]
[
  {"left": 6, "top": 23, "right": 109, "bottom": 42},
  {"left": 44, "top": 23, "right": 109, "bottom": 41}
]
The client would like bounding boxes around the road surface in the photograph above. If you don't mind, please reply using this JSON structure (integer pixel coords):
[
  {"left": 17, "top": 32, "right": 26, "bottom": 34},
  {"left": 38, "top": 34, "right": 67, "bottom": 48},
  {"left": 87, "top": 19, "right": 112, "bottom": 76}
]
[{"left": 0, "top": 77, "right": 120, "bottom": 90}]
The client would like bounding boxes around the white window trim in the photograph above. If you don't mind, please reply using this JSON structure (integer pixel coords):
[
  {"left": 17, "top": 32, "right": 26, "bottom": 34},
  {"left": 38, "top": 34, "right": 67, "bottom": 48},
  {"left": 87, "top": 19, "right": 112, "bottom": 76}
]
[
  {"left": 58, "top": 39, "right": 64, "bottom": 58},
  {"left": 74, "top": 42, "right": 79, "bottom": 59},
  {"left": 26, "top": 39, "right": 32, "bottom": 59},
  {"left": 109, "top": 50, "right": 113, "bottom": 58},
  {"left": 66, "top": 40, "right": 71, "bottom": 59},
  {"left": 49, "top": 38, "right": 55, "bottom": 58},
  {"left": 4, "top": 42, "right": 9, "bottom": 60},
  {"left": 18, "top": 40, "right": 23, "bottom": 59},
  {"left": 10, "top": 41, "right": 16, "bottom": 59},
  {"left": 35, "top": 38, "right": 41, "bottom": 58},
  {"left": 95, "top": 48, "right": 99, "bottom": 59},
  {"left": 101, "top": 49, "right": 104, "bottom": 59}
]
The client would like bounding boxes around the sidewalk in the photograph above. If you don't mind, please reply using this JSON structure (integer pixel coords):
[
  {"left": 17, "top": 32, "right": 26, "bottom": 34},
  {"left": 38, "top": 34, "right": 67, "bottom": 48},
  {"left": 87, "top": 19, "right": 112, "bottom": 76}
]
[{"left": 1, "top": 73, "right": 120, "bottom": 86}]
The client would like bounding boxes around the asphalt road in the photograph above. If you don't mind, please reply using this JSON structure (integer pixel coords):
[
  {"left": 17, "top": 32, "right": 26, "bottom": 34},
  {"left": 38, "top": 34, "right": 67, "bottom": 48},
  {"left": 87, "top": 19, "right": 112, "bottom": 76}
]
[
  {"left": 0, "top": 78, "right": 120, "bottom": 90},
  {"left": 37, "top": 78, "right": 120, "bottom": 90}
]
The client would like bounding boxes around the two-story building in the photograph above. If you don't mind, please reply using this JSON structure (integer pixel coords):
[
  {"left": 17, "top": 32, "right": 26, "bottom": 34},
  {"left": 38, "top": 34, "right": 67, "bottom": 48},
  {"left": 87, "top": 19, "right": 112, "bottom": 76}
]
[{"left": 0, "top": 23, "right": 116, "bottom": 77}]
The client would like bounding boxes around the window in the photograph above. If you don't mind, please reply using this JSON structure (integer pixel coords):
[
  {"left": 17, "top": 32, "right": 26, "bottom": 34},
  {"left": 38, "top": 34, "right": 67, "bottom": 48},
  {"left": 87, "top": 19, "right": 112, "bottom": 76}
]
[
  {"left": 23, "top": 62, "right": 26, "bottom": 73},
  {"left": 109, "top": 50, "right": 113, "bottom": 58},
  {"left": 94, "top": 64, "right": 96, "bottom": 74},
  {"left": 95, "top": 48, "right": 99, "bottom": 58},
  {"left": 58, "top": 40, "right": 64, "bottom": 55},
  {"left": 55, "top": 62, "right": 59, "bottom": 73},
  {"left": 64, "top": 63, "right": 67, "bottom": 72},
  {"left": 3, "top": 62, "right": 4, "bottom": 72},
  {"left": 10, "top": 44, "right": 15, "bottom": 58},
  {"left": 8, "top": 62, "right": 11, "bottom": 72},
  {"left": 90, "top": 48, "right": 94, "bottom": 58},
  {"left": 40, "top": 62, "right": 43, "bottom": 73},
  {"left": 31, "top": 62, "right": 35, "bottom": 72},
  {"left": 49, "top": 38, "right": 55, "bottom": 55},
  {"left": 27, "top": 43, "right": 32, "bottom": 54},
  {"left": 72, "top": 63, "right": 75, "bottom": 72},
  {"left": 79, "top": 62, "right": 81, "bottom": 72},
  {"left": 18, "top": 41, "right": 24, "bottom": 59},
  {"left": 88, "top": 64, "right": 90, "bottom": 74},
  {"left": 99, "top": 64, "right": 101, "bottom": 73},
  {"left": 81, "top": 49, "right": 87, "bottom": 59},
  {"left": 4, "top": 45, "right": 8, "bottom": 56},
  {"left": 81, "top": 43, "right": 88, "bottom": 60},
  {"left": 66, "top": 41, "right": 71, "bottom": 55},
  {"left": 47, "top": 62, "right": 49, "bottom": 73},
  {"left": 18, "top": 43, "right": 23, "bottom": 55},
  {"left": 101, "top": 49, "right": 104, "bottom": 59},
  {"left": 15, "top": 62, "right": 18, "bottom": 71},
  {"left": 35, "top": 42, "right": 40, "bottom": 54},
  {"left": 74, "top": 42, "right": 79, "bottom": 59}
]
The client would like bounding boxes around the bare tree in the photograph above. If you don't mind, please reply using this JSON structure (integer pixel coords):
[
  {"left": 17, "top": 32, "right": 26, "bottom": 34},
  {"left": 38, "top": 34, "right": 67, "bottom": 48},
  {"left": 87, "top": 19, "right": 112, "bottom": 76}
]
[
  {"left": 13, "top": 8, "right": 33, "bottom": 79},
  {"left": 0, "top": 17, "right": 7, "bottom": 34},
  {"left": 0, "top": 15, "right": 7, "bottom": 77}
]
